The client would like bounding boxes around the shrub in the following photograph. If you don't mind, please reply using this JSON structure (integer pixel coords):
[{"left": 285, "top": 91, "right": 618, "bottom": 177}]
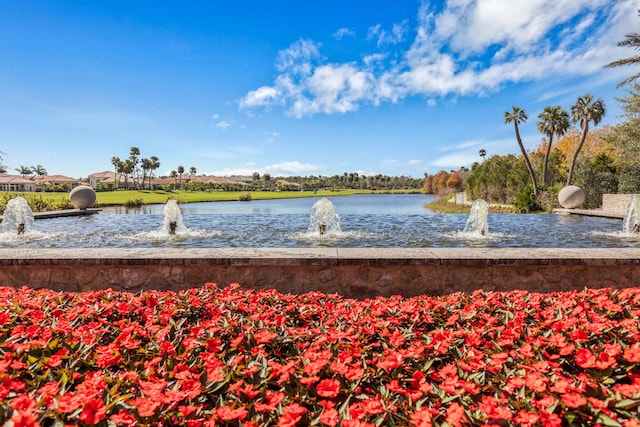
[
  {"left": 124, "top": 197, "right": 144, "bottom": 207},
  {"left": 238, "top": 192, "right": 252, "bottom": 201},
  {"left": 512, "top": 185, "right": 540, "bottom": 213}
]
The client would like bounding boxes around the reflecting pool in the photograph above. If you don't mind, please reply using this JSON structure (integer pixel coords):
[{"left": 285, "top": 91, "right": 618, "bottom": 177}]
[{"left": 1, "top": 194, "right": 637, "bottom": 248}]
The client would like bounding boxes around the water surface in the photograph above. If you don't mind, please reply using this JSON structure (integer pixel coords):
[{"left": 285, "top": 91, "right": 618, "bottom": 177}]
[{"left": 1, "top": 194, "right": 636, "bottom": 248}]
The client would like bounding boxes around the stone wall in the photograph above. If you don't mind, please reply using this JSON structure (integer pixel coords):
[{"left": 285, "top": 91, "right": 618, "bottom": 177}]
[
  {"left": 2, "top": 248, "right": 639, "bottom": 298},
  {"left": 602, "top": 194, "right": 637, "bottom": 214}
]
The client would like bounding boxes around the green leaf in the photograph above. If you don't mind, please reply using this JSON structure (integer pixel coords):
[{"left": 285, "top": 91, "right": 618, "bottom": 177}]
[
  {"left": 615, "top": 399, "right": 640, "bottom": 409},
  {"left": 595, "top": 413, "right": 623, "bottom": 427}
]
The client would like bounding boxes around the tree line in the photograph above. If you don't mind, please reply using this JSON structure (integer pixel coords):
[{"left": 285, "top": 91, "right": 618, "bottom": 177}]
[{"left": 425, "top": 17, "right": 640, "bottom": 212}]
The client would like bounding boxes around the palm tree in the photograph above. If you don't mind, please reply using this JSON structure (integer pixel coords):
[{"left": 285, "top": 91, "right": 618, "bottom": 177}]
[
  {"left": 566, "top": 94, "right": 606, "bottom": 186},
  {"left": 111, "top": 156, "right": 122, "bottom": 190},
  {"left": 150, "top": 156, "right": 160, "bottom": 189},
  {"left": 479, "top": 149, "right": 486, "bottom": 161},
  {"left": 129, "top": 147, "right": 140, "bottom": 189},
  {"left": 177, "top": 165, "right": 185, "bottom": 189},
  {"left": 15, "top": 165, "right": 32, "bottom": 178},
  {"left": 537, "top": 105, "right": 570, "bottom": 186},
  {"left": 504, "top": 107, "right": 539, "bottom": 197},
  {"left": 31, "top": 164, "right": 47, "bottom": 176},
  {"left": 189, "top": 166, "right": 197, "bottom": 177},
  {"left": 140, "top": 158, "right": 152, "bottom": 190},
  {"left": 170, "top": 170, "right": 178, "bottom": 188},
  {"left": 605, "top": 11, "right": 640, "bottom": 88}
]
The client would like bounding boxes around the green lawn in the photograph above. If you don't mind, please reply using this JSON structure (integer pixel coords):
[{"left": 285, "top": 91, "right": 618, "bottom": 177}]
[
  {"left": 2, "top": 189, "right": 423, "bottom": 209},
  {"left": 94, "top": 189, "right": 373, "bottom": 205}
]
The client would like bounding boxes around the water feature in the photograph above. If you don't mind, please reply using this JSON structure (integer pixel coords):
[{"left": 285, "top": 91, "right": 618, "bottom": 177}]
[
  {"left": 0, "top": 197, "right": 35, "bottom": 234},
  {"left": 623, "top": 195, "right": 640, "bottom": 234},
  {"left": 307, "top": 198, "right": 342, "bottom": 236},
  {"left": 161, "top": 199, "right": 186, "bottom": 235},
  {"left": 462, "top": 199, "right": 489, "bottom": 236},
  {"left": 0, "top": 194, "right": 636, "bottom": 248}
]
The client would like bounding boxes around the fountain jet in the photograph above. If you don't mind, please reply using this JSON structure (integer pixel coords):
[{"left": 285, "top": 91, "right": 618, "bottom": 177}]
[
  {"left": 161, "top": 199, "right": 186, "bottom": 235},
  {"left": 623, "top": 195, "right": 640, "bottom": 234},
  {"left": 308, "top": 198, "right": 341, "bottom": 236},
  {"left": 463, "top": 199, "right": 489, "bottom": 236},
  {"left": 0, "top": 197, "right": 35, "bottom": 235}
]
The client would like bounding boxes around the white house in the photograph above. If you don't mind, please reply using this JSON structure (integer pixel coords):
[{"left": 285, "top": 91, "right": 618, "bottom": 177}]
[{"left": 0, "top": 174, "right": 35, "bottom": 192}]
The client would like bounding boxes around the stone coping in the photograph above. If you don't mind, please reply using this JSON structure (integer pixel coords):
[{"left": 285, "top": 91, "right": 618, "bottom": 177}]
[
  {"left": 3, "top": 248, "right": 639, "bottom": 297},
  {"left": 2, "top": 247, "right": 639, "bottom": 266}
]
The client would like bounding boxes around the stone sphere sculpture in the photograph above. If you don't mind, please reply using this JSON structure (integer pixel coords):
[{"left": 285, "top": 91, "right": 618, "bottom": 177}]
[
  {"left": 558, "top": 185, "right": 585, "bottom": 209},
  {"left": 69, "top": 185, "right": 97, "bottom": 210}
]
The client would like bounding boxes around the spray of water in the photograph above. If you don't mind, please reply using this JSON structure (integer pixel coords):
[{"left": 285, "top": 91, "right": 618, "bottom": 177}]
[
  {"left": 0, "top": 197, "right": 35, "bottom": 235},
  {"left": 623, "top": 195, "right": 640, "bottom": 234},
  {"left": 463, "top": 199, "right": 489, "bottom": 236},
  {"left": 161, "top": 199, "right": 186, "bottom": 235},
  {"left": 308, "top": 198, "right": 342, "bottom": 236}
]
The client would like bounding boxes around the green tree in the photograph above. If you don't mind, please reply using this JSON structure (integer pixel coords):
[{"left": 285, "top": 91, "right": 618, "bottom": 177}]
[
  {"left": 31, "top": 164, "right": 47, "bottom": 176},
  {"left": 605, "top": 10, "right": 640, "bottom": 88},
  {"left": 15, "top": 165, "right": 32, "bottom": 178},
  {"left": 479, "top": 149, "right": 486, "bottom": 161},
  {"left": 111, "top": 156, "right": 122, "bottom": 190},
  {"left": 505, "top": 107, "right": 539, "bottom": 197},
  {"left": 129, "top": 147, "right": 140, "bottom": 189},
  {"left": 537, "top": 105, "right": 570, "bottom": 186},
  {"left": 177, "top": 165, "right": 185, "bottom": 189},
  {"left": 566, "top": 94, "right": 606, "bottom": 186},
  {"left": 574, "top": 153, "right": 619, "bottom": 209},
  {"left": 189, "top": 166, "right": 197, "bottom": 177}
]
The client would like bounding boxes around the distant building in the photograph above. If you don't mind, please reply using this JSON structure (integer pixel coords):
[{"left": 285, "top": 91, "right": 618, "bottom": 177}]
[
  {"left": 33, "top": 174, "right": 82, "bottom": 189},
  {"left": 0, "top": 174, "right": 36, "bottom": 192},
  {"left": 88, "top": 171, "right": 120, "bottom": 189}
]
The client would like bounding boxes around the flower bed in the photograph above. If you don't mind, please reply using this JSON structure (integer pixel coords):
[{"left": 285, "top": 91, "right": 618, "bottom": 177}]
[{"left": 1, "top": 284, "right": 640, "bottom": 426}]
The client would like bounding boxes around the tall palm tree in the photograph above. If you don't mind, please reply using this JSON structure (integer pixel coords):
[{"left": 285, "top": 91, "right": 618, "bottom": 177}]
[
  {"left": 150, "top": 156, "right": 160, "bottom": 189},
  {"left": 537, "top": 105, "right": 570, "bottom": 186},
  {"left": 566, "top": 94, "right": 606, "bottom": 186},
  {"left": 177, "top": 165, "right": 185, "bottom": 189},
  {"left": 111, "top": 156, "right": 121, "bottom": 190},
  {"left": 140, "top": 158, "right": 152, "bottom": 190},
  {"left": 479, "top": 149, "right": 486, "bottom": 161},
  {"left": 15, "top": 165, "right": 32, "bottom": 178},
  {"left": 504, "top": 107, "right": 539, "bottom": 197},
  {"left": 31, "top": 164, "right": 47, "bottom": 176},
  {"left": 605, "top": 11, "right": 640, "bottom": 88}
]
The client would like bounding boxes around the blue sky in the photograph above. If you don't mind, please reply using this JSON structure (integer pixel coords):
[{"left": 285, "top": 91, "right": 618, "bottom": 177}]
[{"left": 0, "top": 0, "right": 637, "bottom": 179}]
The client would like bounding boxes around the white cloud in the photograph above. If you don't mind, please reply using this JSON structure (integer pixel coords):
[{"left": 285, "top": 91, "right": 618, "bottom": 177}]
[
  {"left": 333, "top": 27, "right": 355, "bottom": 40},
  {"left": 211, "top": 113, "right": 219, "bottom": 119},
  {"left": 427, "top": 98, "right": 437, "bottom": 107},
  {"left": 216, "top": 121, "right": 231, "bottom": 130},
  {"left": 408, "top": 159, "right": 421, "bottom": 166},
  {"left": 263, "top": 161, "right": 323, "bottom": 176},
  {"left": 368, "top": 21, "right": 408, "bottom": 47},
  {"left": 240, "top": 0, "right": 634, "bottom": 117},
  {"left": 209, "top": 161, "right": 323, "bottom": 177}
]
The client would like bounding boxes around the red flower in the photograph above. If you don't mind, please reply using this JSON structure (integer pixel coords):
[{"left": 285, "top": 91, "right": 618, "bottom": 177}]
[
  {"left": 562, "top": 392, "right": 587, "bottom": 409},
  {"left": 8, "top": 413, "right": 41, "bottom": 427},
  {"left": 316, "top": 378, "right": 341, "bottom": 398},
  {"left": 110, "top": 410, "right": 137, "bottom": 427},
  {"left": 319, "top": 408, "right": 339, "bottom": 426},
  {"left": 623, "top": 343, "right": 640, "bottom": 363},
  {"left": 79, "top": 398, "right": 106, "bottom": 425},
  {"left": 278, "top": 403, "right": 307, "bottom": 427},
  {"left": 215, "top": 406, "right": 248, "bottom": 422},
  {"left": 445, "top": 402, "right": 467, "bottom": 427},
  {"left": 409, "top": 407, "right": 433, "bottom": 427},
  {"left": 129, "top": 397, "right": 161, "bottom": 418},
  {"left": 574, "top": 348, "right": 596, "bottom": 368}
]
